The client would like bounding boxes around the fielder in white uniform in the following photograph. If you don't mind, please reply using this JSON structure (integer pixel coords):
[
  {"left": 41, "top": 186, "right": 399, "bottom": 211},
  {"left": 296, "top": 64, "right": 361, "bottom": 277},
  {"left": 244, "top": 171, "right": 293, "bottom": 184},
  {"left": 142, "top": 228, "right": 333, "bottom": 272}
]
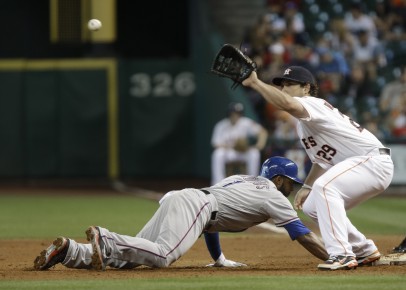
[
  {"left": 211, "top": 102, "right": 268, "bottom": 185},
  {"left": 34, "top": 157, "right": 328, "bottom": 271},
  {"left": 242, "top": 66, "right": 394, "bottom": 270}
]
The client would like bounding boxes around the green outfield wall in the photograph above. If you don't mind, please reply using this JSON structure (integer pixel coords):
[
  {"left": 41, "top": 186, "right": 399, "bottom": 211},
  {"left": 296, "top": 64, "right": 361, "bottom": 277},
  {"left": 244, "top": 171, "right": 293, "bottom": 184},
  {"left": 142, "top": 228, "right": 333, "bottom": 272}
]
[{"left": 0, "top": 57, "right": 241, "bottom": 180}]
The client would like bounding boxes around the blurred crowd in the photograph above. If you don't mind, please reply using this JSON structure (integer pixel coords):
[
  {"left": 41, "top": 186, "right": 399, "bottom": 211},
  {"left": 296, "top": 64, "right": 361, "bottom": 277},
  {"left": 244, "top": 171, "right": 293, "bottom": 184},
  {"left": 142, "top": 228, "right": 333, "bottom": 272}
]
[{"left": 240, "top": 0, "right": 406, "bottom": 159}]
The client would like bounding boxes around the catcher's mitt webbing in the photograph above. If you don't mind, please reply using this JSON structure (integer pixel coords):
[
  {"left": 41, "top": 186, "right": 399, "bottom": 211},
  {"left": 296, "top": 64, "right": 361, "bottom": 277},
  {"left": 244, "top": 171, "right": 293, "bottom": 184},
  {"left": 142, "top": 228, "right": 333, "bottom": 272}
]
[{"left": 211, "top": 44, "right": 257, "bottom": 89}]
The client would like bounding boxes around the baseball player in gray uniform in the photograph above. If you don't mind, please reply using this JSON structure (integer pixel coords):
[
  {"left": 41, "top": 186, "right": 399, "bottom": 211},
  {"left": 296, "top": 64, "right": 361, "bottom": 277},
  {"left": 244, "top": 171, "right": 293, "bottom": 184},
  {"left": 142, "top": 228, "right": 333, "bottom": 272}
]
[
  {"left": 34, "top": 156, "right": 328, "bottom": 271},
  {"left": 242, "top": 66, "right": 394, "bottom": 270}
]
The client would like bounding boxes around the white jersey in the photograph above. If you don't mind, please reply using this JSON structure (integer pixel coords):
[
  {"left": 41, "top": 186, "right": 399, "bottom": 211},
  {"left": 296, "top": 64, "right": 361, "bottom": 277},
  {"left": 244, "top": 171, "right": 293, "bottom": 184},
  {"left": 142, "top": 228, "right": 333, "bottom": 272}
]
[
  {"left": 295, "top": 96, "right": 384, "bottom": 169},
  {"left": 205, "top": 175, "right": 299, "bottom": 232},
  {"left": 211, "top": 116, "right": 262, "bottom": 147}
]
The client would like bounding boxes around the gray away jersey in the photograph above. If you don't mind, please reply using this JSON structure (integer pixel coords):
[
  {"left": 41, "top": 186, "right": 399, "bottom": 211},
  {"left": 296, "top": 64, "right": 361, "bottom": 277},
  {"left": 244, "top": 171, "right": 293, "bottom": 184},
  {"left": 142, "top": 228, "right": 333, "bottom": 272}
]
[{"left": 205, "top": 175, "right": 299, "bottom": 233}]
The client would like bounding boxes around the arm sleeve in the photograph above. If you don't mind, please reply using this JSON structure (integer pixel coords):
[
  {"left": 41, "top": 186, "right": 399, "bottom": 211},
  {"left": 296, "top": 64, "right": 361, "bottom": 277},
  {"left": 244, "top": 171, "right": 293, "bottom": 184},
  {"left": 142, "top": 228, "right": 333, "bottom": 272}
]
[
  {"left": 283, "top": 219, "right": 311, "bottom": 240},
  {"left": 204, "top": 232, "right": 222, "bottom": 261}
]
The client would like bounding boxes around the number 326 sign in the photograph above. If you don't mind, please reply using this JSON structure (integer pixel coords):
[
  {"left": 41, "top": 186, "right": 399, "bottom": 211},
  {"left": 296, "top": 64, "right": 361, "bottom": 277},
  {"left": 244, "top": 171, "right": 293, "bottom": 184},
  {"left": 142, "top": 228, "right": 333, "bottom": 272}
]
[{"left": 129, "top": 72, "right": 195, "bottom": 98}]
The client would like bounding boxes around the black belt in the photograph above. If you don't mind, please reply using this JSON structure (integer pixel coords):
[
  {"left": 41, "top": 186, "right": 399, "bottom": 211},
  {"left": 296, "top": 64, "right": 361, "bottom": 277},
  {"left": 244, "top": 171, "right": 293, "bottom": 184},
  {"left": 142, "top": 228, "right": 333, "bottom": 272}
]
[
  {"left": 200, "top": 189, "right": 218, "bottom": 221},
  {"left": 201, "top": 189, "right": 210, "bottom": 195},
  {"left": 379, "top": 148, "right": 391, "bottom": 156}
]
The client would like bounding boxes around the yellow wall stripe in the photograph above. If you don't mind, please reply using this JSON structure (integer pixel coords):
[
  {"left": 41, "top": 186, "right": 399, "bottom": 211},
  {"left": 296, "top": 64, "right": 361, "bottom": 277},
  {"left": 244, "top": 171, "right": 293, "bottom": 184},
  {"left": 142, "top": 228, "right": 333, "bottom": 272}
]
[{"left": 50, "top": 0, "right": 59, "bottom": 42}]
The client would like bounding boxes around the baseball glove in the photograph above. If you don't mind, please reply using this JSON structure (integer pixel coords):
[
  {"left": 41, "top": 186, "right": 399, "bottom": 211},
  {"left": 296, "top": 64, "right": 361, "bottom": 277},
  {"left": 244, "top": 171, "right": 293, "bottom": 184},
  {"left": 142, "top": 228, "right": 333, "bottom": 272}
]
[
  {"left": 211, "top": 44, "right": 257, "bottom": 89},
  {"left": 233, "top": 138, "right": 250, "bottom": 152}
]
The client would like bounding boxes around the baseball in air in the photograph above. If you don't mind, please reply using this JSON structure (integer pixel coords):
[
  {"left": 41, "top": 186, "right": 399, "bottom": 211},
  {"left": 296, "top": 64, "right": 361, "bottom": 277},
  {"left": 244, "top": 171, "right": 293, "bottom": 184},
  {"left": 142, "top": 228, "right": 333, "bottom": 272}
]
[{"left": 88, "top": 19, "right": 102, "bottom": 31}]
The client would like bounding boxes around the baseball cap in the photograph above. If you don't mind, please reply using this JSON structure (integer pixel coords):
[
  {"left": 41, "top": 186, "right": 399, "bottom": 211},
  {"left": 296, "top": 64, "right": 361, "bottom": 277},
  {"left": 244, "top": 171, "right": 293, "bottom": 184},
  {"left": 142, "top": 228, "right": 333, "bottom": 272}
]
[
  {"left": 227, "top": 102, "right": 244, "bottom": 114},
  {"left": 272, "top": 66, "right": 316, "bottom": 87}
]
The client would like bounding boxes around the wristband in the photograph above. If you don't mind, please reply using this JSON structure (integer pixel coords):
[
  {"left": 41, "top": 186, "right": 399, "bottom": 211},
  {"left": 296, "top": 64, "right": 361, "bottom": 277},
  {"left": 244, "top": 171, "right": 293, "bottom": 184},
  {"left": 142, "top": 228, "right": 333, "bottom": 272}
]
[{"left": 302, "top": 184, "right": 312, "bottom": 190}]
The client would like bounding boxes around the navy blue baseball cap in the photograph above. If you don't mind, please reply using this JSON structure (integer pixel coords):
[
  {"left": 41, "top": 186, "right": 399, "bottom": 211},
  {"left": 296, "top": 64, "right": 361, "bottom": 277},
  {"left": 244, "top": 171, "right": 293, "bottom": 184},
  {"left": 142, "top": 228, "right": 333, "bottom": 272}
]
[{"left": 272, "top": 66, "right": 316, "bottom": 87}]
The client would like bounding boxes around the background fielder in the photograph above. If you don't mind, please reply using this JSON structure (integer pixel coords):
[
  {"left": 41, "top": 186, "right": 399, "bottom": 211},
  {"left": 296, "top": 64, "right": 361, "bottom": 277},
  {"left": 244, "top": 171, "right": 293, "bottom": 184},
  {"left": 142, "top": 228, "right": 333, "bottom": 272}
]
[{"left": 211, "top": 102, "right": 268, "bottom": 185}]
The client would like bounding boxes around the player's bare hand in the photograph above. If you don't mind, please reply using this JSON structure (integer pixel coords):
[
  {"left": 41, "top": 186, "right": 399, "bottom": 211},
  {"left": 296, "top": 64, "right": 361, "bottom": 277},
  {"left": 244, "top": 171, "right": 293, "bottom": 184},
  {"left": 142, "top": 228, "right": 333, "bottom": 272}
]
[
  {"left": 242, "top": 70, "right": 257, "bottom": 87},
  {"left": 294, "top": 188, "right": 311, "bottom": 210}
]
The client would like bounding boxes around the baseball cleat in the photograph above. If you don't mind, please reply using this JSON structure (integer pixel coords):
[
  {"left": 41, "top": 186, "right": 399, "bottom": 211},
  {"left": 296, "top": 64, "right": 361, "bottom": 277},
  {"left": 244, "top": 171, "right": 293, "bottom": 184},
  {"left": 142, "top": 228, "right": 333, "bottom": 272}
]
[
  {"left": 318, "top": 255, "right": 358, "bottom": 270},
  {"left": 33, "top": 237, "right": 69, "bottom": 270},
  {"left": 86, "top": 226, "right": 105, "bottom": 271},
  {"left": 357, "top": 250, "right": 381, "bottom": 266},
  {"left": 392, "top": 246, "right": 406, "bottom": 253},
  {"left": 392, "top": 238, "right": 406, "bottom": 253}
]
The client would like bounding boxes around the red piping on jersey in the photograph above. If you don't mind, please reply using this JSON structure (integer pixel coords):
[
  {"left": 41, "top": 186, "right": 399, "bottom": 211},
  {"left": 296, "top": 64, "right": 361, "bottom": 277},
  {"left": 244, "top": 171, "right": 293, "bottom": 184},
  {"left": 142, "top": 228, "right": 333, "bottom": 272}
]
[
  {"left": 322, "top": 157, "right": 371, "bottom": 255},
  {"left": 106, "top": 202, "right": 211, "bottom": 261},
  {"left": 275, "top": 217, "right": 300, "bottom": 227},
  {"left": 104, "top": 235, "right": 167, "bottom": 259},
  {"left": 166, "top": 202, "right": 210, "bottom": 256}
]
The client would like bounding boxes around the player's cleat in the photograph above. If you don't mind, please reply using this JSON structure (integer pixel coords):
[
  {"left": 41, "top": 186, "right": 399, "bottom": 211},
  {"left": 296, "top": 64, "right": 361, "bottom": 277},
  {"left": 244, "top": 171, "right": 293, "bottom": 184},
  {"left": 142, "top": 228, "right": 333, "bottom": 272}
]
[
  {"left": 86, "top": 226, "right": 105, "bottom": 271},
  {"left": 318, "top": 255, "right": 358, "bottom": 270},
  {"left": 357, "top": 250, "right": 381, "bottom": 266},
  {"left": 392, "top": 238, "right": 406, "bottom": 253},
  {"left": 392, "top": 245, "right": 406, "bottom": 253},
  {"left": 33, "top": 237, "right": 69, "bottom": 270}
]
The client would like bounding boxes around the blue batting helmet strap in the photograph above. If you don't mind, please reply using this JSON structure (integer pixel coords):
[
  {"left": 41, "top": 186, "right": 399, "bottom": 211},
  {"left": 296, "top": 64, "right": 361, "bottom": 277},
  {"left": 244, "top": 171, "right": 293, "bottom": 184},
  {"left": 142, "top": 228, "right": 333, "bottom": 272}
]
[{"left": 260, "top": 156, "right": 303, "bottom": 184}]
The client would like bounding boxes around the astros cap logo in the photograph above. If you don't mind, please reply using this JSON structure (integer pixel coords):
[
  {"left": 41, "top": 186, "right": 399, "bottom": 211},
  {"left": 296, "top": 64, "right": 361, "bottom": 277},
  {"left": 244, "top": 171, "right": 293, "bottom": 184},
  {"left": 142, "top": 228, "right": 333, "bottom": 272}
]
[{"left": 284, "top": 68, "right": 292, "bottom": 75}]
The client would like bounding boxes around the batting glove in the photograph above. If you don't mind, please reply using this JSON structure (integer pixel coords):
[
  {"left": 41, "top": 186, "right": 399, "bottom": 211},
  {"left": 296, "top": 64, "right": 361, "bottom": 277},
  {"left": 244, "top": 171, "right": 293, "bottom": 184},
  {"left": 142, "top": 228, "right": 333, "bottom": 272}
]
[{"left": 206, "top": 253, "right": 247, "bottom": 267}]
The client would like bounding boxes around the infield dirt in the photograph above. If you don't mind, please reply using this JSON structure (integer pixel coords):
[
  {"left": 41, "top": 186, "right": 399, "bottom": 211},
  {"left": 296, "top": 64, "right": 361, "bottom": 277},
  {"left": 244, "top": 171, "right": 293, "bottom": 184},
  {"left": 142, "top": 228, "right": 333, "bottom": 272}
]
[{"left": 1, "top": 233, "right": 406, "bottom": 280}]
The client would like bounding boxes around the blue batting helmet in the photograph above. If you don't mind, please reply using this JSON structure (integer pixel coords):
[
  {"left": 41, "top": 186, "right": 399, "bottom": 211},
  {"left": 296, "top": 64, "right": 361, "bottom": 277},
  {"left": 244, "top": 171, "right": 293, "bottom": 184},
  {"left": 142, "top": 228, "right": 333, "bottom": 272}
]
[{"left": 260, "top": 156, "right": 303, "bottom": 184}]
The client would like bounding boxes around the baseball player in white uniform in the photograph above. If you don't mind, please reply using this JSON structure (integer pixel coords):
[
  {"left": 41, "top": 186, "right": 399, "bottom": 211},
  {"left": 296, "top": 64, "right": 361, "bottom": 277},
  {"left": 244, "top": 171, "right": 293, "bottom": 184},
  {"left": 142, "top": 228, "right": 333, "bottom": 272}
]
[
  {"left": 34, "top": 157, "right": 328, "bottom": 271},
  {"left": 242, "top": 66, "right": 394, "bottom": 270},
  {"left": 211, "top": 102, "right": 268, "bottom": 185}
]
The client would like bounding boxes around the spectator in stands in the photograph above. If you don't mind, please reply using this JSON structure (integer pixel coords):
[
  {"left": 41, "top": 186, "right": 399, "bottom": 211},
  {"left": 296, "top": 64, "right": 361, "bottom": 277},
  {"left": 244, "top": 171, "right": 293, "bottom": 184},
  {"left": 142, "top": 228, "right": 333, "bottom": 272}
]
[
  {"left": 314, "top": 46, "right": 348, "bottom": 104},
  {"left": 344, "top": 2, "right": 377, "bottom": 39},
  {"left": 282, "top": 1, "right": 307, "bottom": 45},
  {"left": 264, "top": 40, "right": 289, "bottom": 80},
  {"left": 315, "top": 33, "right": 351, "bottom": 77},
  {"left": 264, "top": 0, "right": 286, "bottom": 37},
  {"left": 383, "top": 89, "right": 406, "bottom": 138},
  {"left": 242, "top": 14, "right": 273, "bottom": 69},
  {"left": 287, "top": 44, "right": 315, "bottom": 72},
  {"left": 328, "top": 19, "right": 355, "bottom": 61},
  {"left": 379, "top": 66, "right": 406, "bottom": 116},
  {"left": 350, "top": 29, "right": 387, "bottom": 80},
  {"left": 265, "top": 1, "right": 306, "bottom": 45},
  {"left": 371, "top": 0, "right": 395, "bottom": 40},
  {"left": 386, "top": 0, "right": 406, "bottom": 41},
  {"left": 338, "top": 64, "right": 380, "bottom": 117},
  {"left": 210, "top": 102, "right": 268, "bottom": 185}
]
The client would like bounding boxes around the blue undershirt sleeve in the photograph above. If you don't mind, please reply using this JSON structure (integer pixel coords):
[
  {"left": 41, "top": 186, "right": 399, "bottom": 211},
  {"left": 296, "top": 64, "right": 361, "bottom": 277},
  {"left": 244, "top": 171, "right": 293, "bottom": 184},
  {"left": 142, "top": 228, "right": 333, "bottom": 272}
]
[
  {"left": 283, "top": 220, "right": 311, "bottom": 240},
  {"left": 204, "top": 232, "right": 222, "bottom": 261}
]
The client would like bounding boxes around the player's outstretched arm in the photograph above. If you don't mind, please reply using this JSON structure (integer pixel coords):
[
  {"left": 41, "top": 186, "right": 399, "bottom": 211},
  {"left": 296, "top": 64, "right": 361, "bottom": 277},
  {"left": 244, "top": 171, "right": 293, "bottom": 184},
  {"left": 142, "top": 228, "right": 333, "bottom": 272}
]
[
  {"left": 296, "top": 232, "right": 329, "bottom": 261},
  {"left": 242, "top": 71, "right": 308, "bottom": 119},
  {"left": 283, "top": 220, "right": 328, "bottom": 261},
  {"left": 204, "top": 232, "right": 247, "bottom": 267}
]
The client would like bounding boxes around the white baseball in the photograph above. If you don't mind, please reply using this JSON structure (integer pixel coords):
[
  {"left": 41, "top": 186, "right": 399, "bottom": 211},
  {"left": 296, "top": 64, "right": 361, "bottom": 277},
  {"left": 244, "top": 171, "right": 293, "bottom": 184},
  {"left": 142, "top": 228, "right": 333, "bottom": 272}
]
[{"left": 88, "top": 19, "right": 102, "bottom": 31}]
